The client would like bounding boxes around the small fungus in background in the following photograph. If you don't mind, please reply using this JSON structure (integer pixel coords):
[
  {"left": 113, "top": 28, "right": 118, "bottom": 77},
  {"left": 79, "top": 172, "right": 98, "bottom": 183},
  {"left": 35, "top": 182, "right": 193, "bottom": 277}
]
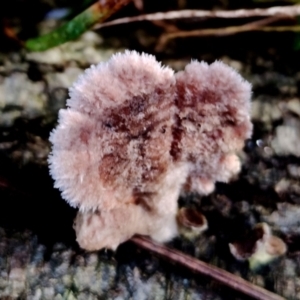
[
  {"left": 177, "top": 207, "right": 208, "bottom": 239},
  {"left": 49, "top": 50, "right": 252, "bottom": 251},
  {"left": 229, "top": 223, "right": 287, "bottom": 270}
]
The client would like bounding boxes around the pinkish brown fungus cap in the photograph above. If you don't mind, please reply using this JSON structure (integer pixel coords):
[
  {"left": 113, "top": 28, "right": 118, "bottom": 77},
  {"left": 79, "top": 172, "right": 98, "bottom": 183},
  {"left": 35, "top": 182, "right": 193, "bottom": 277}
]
[{"left": 49, "top": 50, "right": 176, "bottom": 212}]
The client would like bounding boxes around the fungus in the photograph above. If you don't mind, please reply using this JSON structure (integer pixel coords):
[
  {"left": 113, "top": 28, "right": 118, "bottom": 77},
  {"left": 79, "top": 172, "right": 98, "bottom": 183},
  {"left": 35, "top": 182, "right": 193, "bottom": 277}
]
[
  {"left": 49, "top": 50, "right": 252, "bottom": 251},
  {"left": 229, "top": 223, "right": 287, "bottom": 270},
  {"left": 177, "top": 207, "right": 208, "bottom": 239}
]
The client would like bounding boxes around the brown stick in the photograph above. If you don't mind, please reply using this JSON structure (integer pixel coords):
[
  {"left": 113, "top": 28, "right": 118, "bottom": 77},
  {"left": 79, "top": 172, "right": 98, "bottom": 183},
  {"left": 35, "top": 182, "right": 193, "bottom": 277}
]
[
  {"left": 154, "top": 15, "right": 288, "bottom": 51},
  {"left": 94, "top": 4, "right": 300, "bottom": 29},
  {"left": 131, "top": 235, "right": 286, "bottom": 300}
]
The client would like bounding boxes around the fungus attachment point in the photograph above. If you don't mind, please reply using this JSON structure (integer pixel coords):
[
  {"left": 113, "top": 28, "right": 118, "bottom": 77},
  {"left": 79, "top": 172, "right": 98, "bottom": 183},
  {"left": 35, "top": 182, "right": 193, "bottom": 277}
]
[
  {"left": 49, "top": 50, "right": 252, "bottom": 251},
  {"left": 229, "top": 223, "right": 287, "bottom": 270}
]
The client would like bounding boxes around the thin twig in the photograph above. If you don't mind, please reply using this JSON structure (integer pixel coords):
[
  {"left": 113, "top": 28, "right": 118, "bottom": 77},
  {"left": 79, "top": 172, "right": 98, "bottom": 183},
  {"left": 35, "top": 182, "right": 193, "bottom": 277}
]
[
  {"left": 94, "top": 4, "right": 300, "bottom": 29},
  {"left": 259, "top": 25, "right": 300, "bottom": 31},
  {"left": 155, "top": 15, "right": 286, "bottom": 51},
  {"left": 131, "top": 235, "right": 285, "bottom": 300}
]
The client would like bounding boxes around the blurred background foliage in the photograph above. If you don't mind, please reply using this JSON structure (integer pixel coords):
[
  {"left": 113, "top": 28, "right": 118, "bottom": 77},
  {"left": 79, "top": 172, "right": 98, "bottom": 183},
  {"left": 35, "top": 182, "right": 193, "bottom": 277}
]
[{"left": 1, "top": 0, "right": 300, "bottom": 67}]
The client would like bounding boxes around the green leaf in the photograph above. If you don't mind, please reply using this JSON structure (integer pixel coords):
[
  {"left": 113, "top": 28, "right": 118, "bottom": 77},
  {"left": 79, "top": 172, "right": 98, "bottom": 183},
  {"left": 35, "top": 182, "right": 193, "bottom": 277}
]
[{"left": 25, "top": 0, "right": 131, "bottom": 52}]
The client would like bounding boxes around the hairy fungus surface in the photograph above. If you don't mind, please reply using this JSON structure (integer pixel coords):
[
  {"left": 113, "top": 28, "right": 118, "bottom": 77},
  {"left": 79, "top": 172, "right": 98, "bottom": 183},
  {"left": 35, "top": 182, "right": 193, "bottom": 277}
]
[{"left": 49, "top": 50, "right": 252, "bottom": 251}]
